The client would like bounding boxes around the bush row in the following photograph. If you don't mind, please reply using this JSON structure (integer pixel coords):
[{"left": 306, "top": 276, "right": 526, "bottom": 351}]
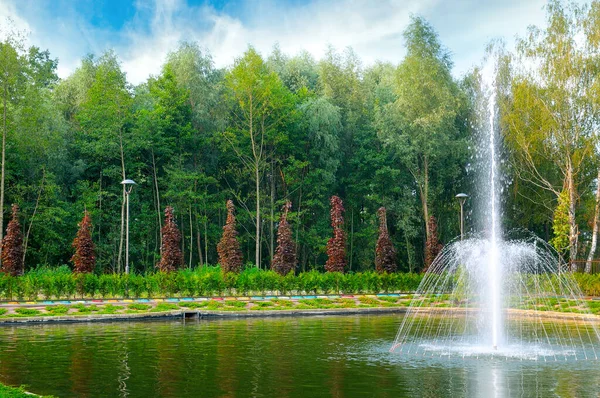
[
  {"left": 0, "top": 266, "right": 424, "bottom": 300},
  {"left": 3, "top": 266, "right": 600, "bottom": 301}
]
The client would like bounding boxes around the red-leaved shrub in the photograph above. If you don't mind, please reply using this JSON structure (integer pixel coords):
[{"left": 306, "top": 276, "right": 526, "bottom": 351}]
[
  {"left": 217, "top": 200, "right": 243, "bottom": 273},
  {"left": 72, "top": 210, "right": 96, "bottom": 273},
  {"left": 375, "top": 207, "right": 397, "bottom": 273},
  {"left": 325, "top": 195, "right": 346, "bottom": 272},
  {"left": 271, "top": 200, "right": 296, "bottom": 275},
  {"left": 157, "top": 206, "right": 183, "bottom": 272},
  {"left": 1, "top": 204, "right": 24, "bottom": 276}
]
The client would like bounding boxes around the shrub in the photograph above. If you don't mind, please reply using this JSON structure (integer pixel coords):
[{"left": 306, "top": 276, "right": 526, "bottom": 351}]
[
  {"left": 128, "top": 303, "right": 151, "bottom": 311},
  {"left": 217, "top": 200, "right": 243, "bottom": 273},
  {"left": 15, "top": 308, "right": 41, "bottom": 316},
  {"left": 325, "top": 196, "right": 346, "bottom": 272},
  {"left": 157, "top": 206, "right": 183, "bottom": 272},
  {"left": 375, "top": 207, "right": 397, "bottom": 273},
  {"left": 71, "top": 210, "right": 96, "bottom": 273},
  {"left": 271, "top": 201, "right": 296, "bottom": 275},
  {"left": 46, "top": 305, "right": 69, "bottom": 315},
  {"left": 1, "top": 204, "right": 24, "bottom": 276}
]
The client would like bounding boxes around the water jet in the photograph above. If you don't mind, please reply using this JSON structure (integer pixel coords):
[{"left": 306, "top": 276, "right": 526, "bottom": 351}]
[{"left": 390, "top": 61, "right": 600, "bottom": 360}]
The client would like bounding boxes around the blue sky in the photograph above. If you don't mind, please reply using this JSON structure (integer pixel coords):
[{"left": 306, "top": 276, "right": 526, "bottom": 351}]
[{"left": 0, "top": 0, "right": 579, "bottom": 84}]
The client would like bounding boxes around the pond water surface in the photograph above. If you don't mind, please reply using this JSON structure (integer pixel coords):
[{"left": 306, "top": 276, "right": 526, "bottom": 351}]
[{"left": 0, "top": 315, "right": 599, "bottom": 397}]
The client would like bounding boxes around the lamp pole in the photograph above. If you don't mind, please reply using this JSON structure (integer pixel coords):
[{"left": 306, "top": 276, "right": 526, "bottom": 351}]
[
  {"left": 121, "top": 179, "right": 136, "bottom": 274},
  {"left": 455, "top": 193, "right": 468, "bottom": 241}
]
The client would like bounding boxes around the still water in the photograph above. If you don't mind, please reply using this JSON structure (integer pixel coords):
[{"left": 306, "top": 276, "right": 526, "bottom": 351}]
[{"left": 0, "top": 315, "right": 599, "bottom": 397}]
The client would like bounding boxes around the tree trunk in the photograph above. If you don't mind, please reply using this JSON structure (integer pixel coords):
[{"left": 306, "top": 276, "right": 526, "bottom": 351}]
[
  {"left": 422, "top": 157, "right": 430, "bottom": 239},
  {"left": 585, "top": 168, "right": 600, "bottom": 273},
  {"left": 567, "top": 162, "right": 578, "bottom": 272},
  {"left": 204, "top": 204, "right": 208, "bottom": 265},
  {"left": 0, "top": 81, "right": 7, "bottom": 264},
  {"left": 196, "top": 212, "right": 203, "bottom": 266},
  {"left": 117, "top": 130, "right": 126, "bottom": 274},
  {"left": 255, "top": 164, "right": 260, "bottom": 268},
  {"left": 270, "top": 160, "right": 275, "bottom": 263},
  {"left": 23, "top": 169, "right": 45, "bottom": 265},
  {"left": 151, "top": 149, "right": 162, "bottom": 247},
  {"left": 189, "top": 206, "right": 193, "bottom": 269},
  {"left": 349, "top": 209, "right": 354, "bottom": 272}
]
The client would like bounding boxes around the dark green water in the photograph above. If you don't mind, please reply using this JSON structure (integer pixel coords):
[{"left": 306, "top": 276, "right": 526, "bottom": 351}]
[{"left": 0, "top": 315, "right": 599, "bottom": 397}]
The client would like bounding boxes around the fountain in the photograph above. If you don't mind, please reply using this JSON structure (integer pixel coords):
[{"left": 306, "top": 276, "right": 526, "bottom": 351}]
[{"left": 390, "top": 62, "right": 600, "bottom": 361}]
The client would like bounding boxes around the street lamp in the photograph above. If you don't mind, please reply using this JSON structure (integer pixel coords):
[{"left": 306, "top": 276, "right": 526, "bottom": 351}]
[
  {"left": 121, "top": 179, "right": 136, "bottom": 274},
  {"left": 455, "top": 193, "right": 468, "bottom": 241}
]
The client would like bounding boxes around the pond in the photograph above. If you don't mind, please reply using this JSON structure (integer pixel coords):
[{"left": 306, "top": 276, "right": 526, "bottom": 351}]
[{"left": 0, "top": 315, "right": 599, "bottom": 397}]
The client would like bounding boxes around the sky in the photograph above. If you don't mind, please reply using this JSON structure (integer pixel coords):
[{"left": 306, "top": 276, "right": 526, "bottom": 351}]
[{"left": 0, "top": 0, "right": 577, "bottom": 85}]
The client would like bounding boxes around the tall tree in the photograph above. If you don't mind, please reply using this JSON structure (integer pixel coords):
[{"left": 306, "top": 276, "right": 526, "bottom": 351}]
[
  {"left": 503, "top": 0, "right": 599, "bottom": 269},
  {"left": 377, "top": 16, "right": 463, "bottom": 267},
  {"left": 75, "top": 52, "right": 133, "bottom": 272},
  {"left": 224, "top": 47, "right": 291, "bottom": 267},
  {"left": 0, "top": 33, "right": 25, "bottom": 264}
]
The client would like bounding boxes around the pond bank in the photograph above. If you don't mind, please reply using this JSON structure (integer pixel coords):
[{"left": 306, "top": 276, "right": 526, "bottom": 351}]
[
  {"left": 0, "top": 382, "right": 50, "bottom": 397},
  {"left": 0, "top": 293, "right": 599, "bottom": 324}
]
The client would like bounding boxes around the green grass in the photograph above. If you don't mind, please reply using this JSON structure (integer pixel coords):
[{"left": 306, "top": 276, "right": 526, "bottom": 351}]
[
  {"left": 98, "top": 304, "right": 123, "bottom": 314},
  {"left": 357, "top": 297, "right": 380, "bottom": 306},
  {"left": 45, "top": 305, "right": 69, "bottom": 315},
  {"left": 178, "top": 302, "right": 204, "bottom": 309},
  {"left": 378, "top": 296, "right": 399, "bottom": 303},
  {"left": 151, "top": 303, "right": 179, "bottom": 312},
  {"left": 72, "top": 304, "right": 99, "bottom": 313},
  {"left": 223, "top": 300, "right": 247, "bottom": 308},
  {"left": 0, "top": 383, "right": 55, "bottom": 398},
  {"left": 14, "top": 308, "right": 41, "bottom": 316},
  {"left": 127, "top": 303, "right": 151, "bottom": 311}
]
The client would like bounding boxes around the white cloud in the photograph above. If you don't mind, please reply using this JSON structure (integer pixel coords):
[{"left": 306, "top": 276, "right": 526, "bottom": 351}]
[{"left": 0, "top": 0, "right": 582, "bottom": 85}]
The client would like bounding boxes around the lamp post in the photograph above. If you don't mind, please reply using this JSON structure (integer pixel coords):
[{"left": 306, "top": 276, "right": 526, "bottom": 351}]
[
  {"left": 455, "top": 193, "right": 468, "bottom": 241},
  {"left": 121, "top": 179, "right": 136, "bottom": 274}
]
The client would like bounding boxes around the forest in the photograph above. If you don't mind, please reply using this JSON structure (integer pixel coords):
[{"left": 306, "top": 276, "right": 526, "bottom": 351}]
[{"left": 0, "top": 0, "right": 598, "bottom": 275}]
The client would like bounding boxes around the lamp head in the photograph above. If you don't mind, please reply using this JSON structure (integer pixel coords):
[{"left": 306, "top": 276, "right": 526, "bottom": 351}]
[{"left": 455, "top": 193, "right": 468, "bottom": 205}]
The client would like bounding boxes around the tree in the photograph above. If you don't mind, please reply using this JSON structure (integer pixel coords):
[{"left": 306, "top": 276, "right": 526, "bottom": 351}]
[
  {"left": 71, "top": 210, "right": 96, "bottom": 273},
  {"left": 75, "top": 51, "right": 133, "bottom": 272},
  {"left": 217, "top": 200, "right": 243, "bottom": 273},
  {"left": 325, "top": 195, "right": 346, "bottom": 272},
  {"left": 375, "top": 207, "right": 397, "bottom": 273},
  {"left": 376, "top": 16, "right": 463, "bottom": 268},
  {"left": 424, "top": 216, "right": 442, "bottom": 272},
  {"left": 1, "top": 204, "right": 23, "bottom": 275},
  {"left": 0, "top": 32, "right": 26, "bottom": 264},
  {"left": 271, "top": 200, "right": 296, "bottom": 275},
  {"left": 158, "top": 206, "right": 183, "bottom": 272},
  {"left": 224, "top": 47, "right": 291, "bottom": 268},
  {"left": 503, "top": 1, "right": 599, "bottom": 270}
]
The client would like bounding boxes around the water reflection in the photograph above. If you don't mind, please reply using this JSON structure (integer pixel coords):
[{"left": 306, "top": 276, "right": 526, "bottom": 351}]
[{"left": 0, "top": 316, "right": 597, "bottom": 397}]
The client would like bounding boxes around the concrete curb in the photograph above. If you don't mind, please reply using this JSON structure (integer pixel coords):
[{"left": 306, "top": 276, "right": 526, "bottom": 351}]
[{"left": 0, "top": 307, "right": 409, "bottom": 325}]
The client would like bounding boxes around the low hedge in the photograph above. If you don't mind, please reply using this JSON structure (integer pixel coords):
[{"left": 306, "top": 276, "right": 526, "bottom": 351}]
[
  {"left": 0, "top": 266, "right": 423, "bottom": 300},
  {"left": 2, "top": 266, "right": 599, "bottom": 301}
]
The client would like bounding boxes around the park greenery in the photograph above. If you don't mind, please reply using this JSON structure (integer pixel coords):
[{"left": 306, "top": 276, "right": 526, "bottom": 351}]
[
  {"left": 0, "top": 0, "right": 598, "bottom": 277},
  {"left": 0, "top": 266, "right": 600, "bottom": 301}
]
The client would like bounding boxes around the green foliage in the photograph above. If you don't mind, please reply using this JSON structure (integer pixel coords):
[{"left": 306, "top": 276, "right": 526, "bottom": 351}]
[
  {"left": 0, "top": 268, "right": 427, "bottom": 299},
  {"left": 551, "top": 190, "right": 570, "bottom": 253},
  {"left": 14, "top": 308, "right": 41, "bottom": 316},
  {"left": 3, "top": 8, "right": 600, "bottom": 279}
]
